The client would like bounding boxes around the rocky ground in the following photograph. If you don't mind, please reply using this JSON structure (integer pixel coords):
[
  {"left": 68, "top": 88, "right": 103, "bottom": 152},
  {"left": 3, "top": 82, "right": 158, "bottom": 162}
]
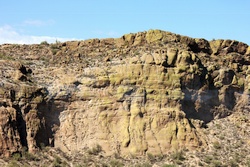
[{"left": 0, "top": 29, "right": 249, "bottom": 166}]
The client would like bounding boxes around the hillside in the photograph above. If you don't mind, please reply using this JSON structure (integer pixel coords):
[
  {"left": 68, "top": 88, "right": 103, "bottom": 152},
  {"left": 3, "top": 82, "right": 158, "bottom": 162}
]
[{"left": 0, "top": 29, "right": 249, "bottom": 166}]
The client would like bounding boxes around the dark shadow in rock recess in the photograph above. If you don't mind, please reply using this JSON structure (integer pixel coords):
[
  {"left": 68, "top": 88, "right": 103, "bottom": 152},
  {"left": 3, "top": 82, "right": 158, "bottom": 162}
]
[
  {"left": 181, "top": 89, "right": 218, "bottom": 123},
  {"left": 13, "top": 104, "right": 28, "bottom": 148}
]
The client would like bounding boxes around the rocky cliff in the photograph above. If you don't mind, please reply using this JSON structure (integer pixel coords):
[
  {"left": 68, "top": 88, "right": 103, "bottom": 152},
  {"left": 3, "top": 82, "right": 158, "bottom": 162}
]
[{"left": 0, "top": 30, "right": 249, "bottom": 159}]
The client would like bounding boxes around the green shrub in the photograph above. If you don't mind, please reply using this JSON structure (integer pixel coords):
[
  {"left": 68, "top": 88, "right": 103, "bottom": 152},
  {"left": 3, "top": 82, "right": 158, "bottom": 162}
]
[
  {"left": 213, "top": 141, "right": 221, "bottom": 149},
  {"left": 12, "top": 153, "right": 21, "bottom": 161},
  {"left": 246, "top": 158, "right": 250, "bottom": 167},
  {"left": 39, "top": 142, "right": 45, "bottom": 150},
  {"left": 134, "top": 162, "right": 152, "bottom": 167},
  {"left": 87, "top": 144, "right": 102, "bottom": 155},
  {"left": 23, "top": 152, "right": 38, "bottom": 161},
  {"left": 229, "top": 160, "right": 238, "bottom": 167},
  {"left": 147, "top": 153, "right": 155, "bottom": 162},
  {"left": 6, "top": 160, "right": 19, "bottom": 167},
  {"left": 51, "top": 49, "right": 58, "bottom": 55},
  {"left": 40, "top": 41, "right": 49, "bottom": 45},
  {"left": 109, "top": 159, "right": 124, "bottom": 167},
  {"left": 211, "top": 160, "right": 222, "bottom": 167},
  {"left": 147, "top": 152, "right": 164, "bottom": 163},
  {"left": 0, "top": 53, "right": 14, "bottom": 60},
  {"left": 161, "top": 165, "right": 177, "bottom": 167},
  {"left": 52, "top": 156, "right": 67, "bottom": 167},
  {"left": 204, "top": 155, "right": 213, "bottom": 164},
  {"left": 171, "top": 150, "right": 185, "bottom": 161},
  {"left": 84, "top": 155, "right": 92, "bottom": 163}
]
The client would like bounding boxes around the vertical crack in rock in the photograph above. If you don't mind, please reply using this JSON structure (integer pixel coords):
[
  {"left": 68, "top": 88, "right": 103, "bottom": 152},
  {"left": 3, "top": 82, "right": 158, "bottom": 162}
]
[
  {"left": 148, "top": 117, "right": 163, "bottom": 155},
  {"left": 13, "top": 105, "right": 28, "bottom": 148}
]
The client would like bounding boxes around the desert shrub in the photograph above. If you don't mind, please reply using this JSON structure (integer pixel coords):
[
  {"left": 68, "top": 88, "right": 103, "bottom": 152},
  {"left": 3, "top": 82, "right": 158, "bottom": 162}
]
[
  {"left": 147, "top": 152, "right": 164, "bottom": 163},
  {"left": 51, "top": 49, "right": 58, "bottom": 55},
  {"left": 198, "top": 161, "right": 203, "bottom": 166},
  {"left": 39, "top": 142, "right": 45, "bottom": 150},
  {"left": 170, "top": 150, "right": 185, "bottom": 165},
  {"left": 161, "top": 165, "right": 177, "bottom": 167},
  {"left": 12, "top": 153, "right": 21, "bottom": 161},
  {"left": 171, "top": 150, "right": 185, "bottom": 161},
  {"left": 52, "top": 156, "right": 67, "bottom": 167},
  {"left": 40, "top": 41, "right": 49, "bottom": 45},
  {"left": 204, "top": 155, "right": 213, "bottom": 164},
  {"left": 114, "top": 152, "right": 121, "bottom": 159},
  {"left": 213, "top": 141, "right": 221, "bottom": 149},
  {"left": 80, "top": 154, "right": 93, "bottom": 164},
  {"left": 135, "top": 50, "right": 140, "bottom": 55},
  {"left": 134, "top": 162, "right": 152, "bottom": 167},
  {"left": 229, "top": 159, "right": 238, "bottom": 167},
  {"left": 0, "top": 52, "right": 14, "bottom": 60},
  {"left": 147, "top": 152, "right": 155, "bottom": 162},
  {"left": 74, "top": 164, "right": 88, "bottom": 167},
  {"left": 232, "top": 153, "right": 241, "bottom": 163},
  {"left": 211, "top": 160, "right": 222, "bottom": 167},
  {"left": 23, "top": 152, "right": 38, "bottom": 161},
  {"left": 6, "top": 160, "right": 19, "bottom": 167},
  {"left": 19, "top": 146, "right": 38, "bottom": 161},
  {"left": 109, "top": 159, "right": 124, "bottom": 167},
  {"left": 87, "top": 144, "right": 102, "bottom": 155},
  {"left": 246, "top": 159, "right": 250, "bottom": 167},
  {"left": 50, "top": 44, "right": 59, "bottom": 50}
]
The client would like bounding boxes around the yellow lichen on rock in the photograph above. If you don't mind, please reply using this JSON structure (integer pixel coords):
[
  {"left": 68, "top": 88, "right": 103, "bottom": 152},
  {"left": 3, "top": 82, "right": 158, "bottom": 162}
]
[{"left": 146, "top": 29, "right": 164, "bottom": 43}]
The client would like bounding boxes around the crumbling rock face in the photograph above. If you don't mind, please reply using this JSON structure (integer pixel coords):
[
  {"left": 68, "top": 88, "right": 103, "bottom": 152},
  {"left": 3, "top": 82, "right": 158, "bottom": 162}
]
[
  {"left": 0, "top": 29, "right": 249, "bottom": 157},
  {"left": 0, "top": 60, "right": 52, "bottom": 157}
]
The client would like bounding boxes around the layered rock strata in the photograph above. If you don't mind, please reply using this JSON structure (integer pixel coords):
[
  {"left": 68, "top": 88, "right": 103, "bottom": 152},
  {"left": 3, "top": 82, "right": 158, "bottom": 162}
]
[{"left": 0, "top": 29, "right": 249, "bottom": 157}]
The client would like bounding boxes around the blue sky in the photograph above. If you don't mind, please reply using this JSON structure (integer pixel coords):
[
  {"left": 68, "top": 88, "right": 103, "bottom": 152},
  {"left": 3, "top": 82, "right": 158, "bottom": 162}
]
[{"left": 0, "top": 1, "right": 249, "bottom": 44}]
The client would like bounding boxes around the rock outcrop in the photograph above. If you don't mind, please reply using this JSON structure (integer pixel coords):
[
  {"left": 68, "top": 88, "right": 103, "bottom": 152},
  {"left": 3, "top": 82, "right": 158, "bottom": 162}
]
[{"left": 0, "top": 30, "right": 249, "bottom": 157}]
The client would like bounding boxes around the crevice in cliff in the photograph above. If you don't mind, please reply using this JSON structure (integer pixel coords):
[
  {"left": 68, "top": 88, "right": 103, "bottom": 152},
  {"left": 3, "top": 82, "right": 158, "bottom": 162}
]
[
  {"left": 13, "top": 104, "right": 28, "bottom": 148},
  {"left": 42, "top": 98, "right": 61, "bottom": 147},
  {"left": 34, "top": 100, "right": 51, "bottom": 148},
  {"left": 126, "top": 112, "right": 131, "bottom": 148}
]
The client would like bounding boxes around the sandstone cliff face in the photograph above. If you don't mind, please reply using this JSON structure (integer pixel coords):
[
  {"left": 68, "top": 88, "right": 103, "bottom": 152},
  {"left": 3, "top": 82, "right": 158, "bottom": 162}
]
[
  {"left": 0, "top": 60, "right": 50, "bottom": 157},
  {"left": 0, "top": 30, "right": 249, "bottom": 157}
]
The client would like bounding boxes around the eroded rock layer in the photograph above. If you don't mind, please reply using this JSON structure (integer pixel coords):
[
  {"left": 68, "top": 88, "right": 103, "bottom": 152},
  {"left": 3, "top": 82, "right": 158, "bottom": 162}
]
[{"left": 0, "top": 29, "right": 249, "bottom": 157}]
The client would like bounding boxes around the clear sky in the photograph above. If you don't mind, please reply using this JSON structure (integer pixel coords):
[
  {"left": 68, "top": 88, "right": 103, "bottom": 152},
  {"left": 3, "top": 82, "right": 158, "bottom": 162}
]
[{"left": 0, "top": 0, "right": 249, "bottom": 44}]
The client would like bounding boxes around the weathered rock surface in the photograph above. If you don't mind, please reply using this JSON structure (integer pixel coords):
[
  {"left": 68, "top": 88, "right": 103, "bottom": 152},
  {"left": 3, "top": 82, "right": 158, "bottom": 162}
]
[{"left": 0, "top": 30, "right": 249, "bottom": 158}]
